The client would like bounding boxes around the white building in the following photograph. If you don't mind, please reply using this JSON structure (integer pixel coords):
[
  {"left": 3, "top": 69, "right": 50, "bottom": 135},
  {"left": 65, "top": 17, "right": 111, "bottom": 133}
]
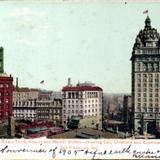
[
  {"left": 13, "top": 100, "right": 37, "bottom": 122},
  {"left": 62, "top": 80, "right": 103, "bottom": 129},
  {"left": 13, "top": 88, "right": 39, "bottom": 102},
  {"left": 13, "top": 97, "right": 62, "bottom": 125}
]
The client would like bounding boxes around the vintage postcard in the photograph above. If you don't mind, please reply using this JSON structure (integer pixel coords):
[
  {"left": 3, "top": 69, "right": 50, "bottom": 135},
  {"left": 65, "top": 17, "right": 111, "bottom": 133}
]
[{"left": 0, "top": 0, "right": 160, "bottom": 159}]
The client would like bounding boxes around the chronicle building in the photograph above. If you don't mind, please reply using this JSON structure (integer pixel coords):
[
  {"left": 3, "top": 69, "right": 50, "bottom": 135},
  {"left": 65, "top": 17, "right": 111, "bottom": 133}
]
[{"left": 131, "top": 16, "right": 160, "bottom": 134}]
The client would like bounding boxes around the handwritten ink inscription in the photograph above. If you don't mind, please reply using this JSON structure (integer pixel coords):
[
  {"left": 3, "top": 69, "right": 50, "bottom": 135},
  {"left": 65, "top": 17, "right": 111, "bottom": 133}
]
[{"left": 0, "top": 143, "right": 160, "bottom": 159}]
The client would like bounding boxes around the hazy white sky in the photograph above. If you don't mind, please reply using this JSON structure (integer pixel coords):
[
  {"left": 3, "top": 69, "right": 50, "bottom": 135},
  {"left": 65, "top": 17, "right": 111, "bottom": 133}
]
[{"left": 0, "top": 1, "right": 160, "bottom": 93}]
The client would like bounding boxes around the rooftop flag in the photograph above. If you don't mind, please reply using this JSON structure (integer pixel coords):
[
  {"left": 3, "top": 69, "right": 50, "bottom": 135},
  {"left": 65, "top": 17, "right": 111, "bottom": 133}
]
[
  {"left": 40, "top": 80, "right": 44, "bottom": 84},
  {"left": 143, "top": 10, "right": 148, "bottom": 14}
]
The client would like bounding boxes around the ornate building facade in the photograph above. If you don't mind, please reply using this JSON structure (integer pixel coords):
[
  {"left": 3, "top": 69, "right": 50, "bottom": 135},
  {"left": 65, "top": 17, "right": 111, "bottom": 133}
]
[{"left": 131, "top": 16, "right": 160, "bottom": 134}]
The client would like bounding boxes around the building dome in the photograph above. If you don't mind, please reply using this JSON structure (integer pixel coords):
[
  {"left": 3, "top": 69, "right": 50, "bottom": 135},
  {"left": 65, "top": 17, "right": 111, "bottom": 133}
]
[{"left": 134, "top": 16, "right": 160, "bottom": 48}]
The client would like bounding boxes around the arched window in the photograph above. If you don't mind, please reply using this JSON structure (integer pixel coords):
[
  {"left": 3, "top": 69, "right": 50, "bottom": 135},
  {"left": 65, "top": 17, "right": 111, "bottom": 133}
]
[
  {"left": 154, "top": 63, "right": 158, "bottom": 71},
  {"left": 148, "top": 63, "right": 152, "bottom": 71},
  {"left": 136, "top": 62, "right": 140, "bottom": 71},
  {"left": 143, "top": 63, "right": 147, "bottom": 71}
]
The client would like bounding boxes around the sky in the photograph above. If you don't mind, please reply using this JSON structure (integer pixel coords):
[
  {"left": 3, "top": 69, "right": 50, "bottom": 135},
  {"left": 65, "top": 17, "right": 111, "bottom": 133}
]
[{"left": 0, "top": 1, "right": 160, "bottom": 93}]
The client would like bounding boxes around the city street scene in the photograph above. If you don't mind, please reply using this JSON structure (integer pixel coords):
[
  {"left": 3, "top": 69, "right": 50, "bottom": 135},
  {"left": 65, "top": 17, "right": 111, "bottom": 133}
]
[{"left": 0, "top": 2, "right": 160, "bottom": 139}]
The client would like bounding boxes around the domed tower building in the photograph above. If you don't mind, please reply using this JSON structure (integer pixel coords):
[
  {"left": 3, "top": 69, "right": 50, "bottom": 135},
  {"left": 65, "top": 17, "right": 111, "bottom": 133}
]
[{"left": 131, "top": 16, "right": 160, "bottom": 135}]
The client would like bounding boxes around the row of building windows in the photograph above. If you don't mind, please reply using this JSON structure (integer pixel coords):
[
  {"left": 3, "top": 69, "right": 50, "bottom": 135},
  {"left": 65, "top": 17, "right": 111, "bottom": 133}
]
[
  {"left": 135, "top": 49, "right": 159, "bottom": 54},
  {"left": 138, "top": 92, "right": 158, "bottom": 96},
  {"left": 137, "top": 93, "right": 159, "bottom": 98},
  {"left": 38, "top": 110, "right": 49, "bottom": 113},
  {"left": 137, "top": 84, "right": 159, "bottom": 91},
  {"left": 0, "top": 92, "right": 10, "bottom": 96},
  {"left": 0, "top": 107, "right": 9, "bottom": 110},
  {"left": 63, "top": 104, "right": 98, "bottom": 108},
  {"left": 14, "top": 100, "right": 61, "bottom": 106},
  {"left": 137, "top": 82, "right": 159, "bottom": 87},
  {"left": 63, "top": 92, "right": 83, "bottom": 99},
  {"left": 13, "top": 100, "right": 35, "bottom": 105},
  {"left": 0, "top": 98, "right": 9, "bottom": 103},
  {"left": 0, "top": 112, "right": 9, "bottom": 116},
  {"left": 0, "top": 84, "right": 9, "bottom": 88},
  {"left": 87, "top": 92, "right": 98, "bottom": 98},
  {"left": 14, "top": 113, "right": 36, "bottom": 118},
  {"left": 138, "top": 102, "right": 159, "bottom": 106},
  {"left": 137, "top": 79, "right": 159, "bottom": 83},
  {"left": 63, "top": 109, "right": 98, "bottom": 114},
  {"left": 63, "top": 114, "right": 98, "bottom": 119},
  {"left": 38, "top": 116, "right": 49, "bottom": 119},
  {"left": 63, "top": 92, "right": 99, "bottom": 99},
  {"left": 14, "top": 114, "right": 58, "bottom": 119},
  {"left": 137, "top": 97, "right": 159, "bottom": 103},
  {"left": 137, "top": 88, "right": 159, "bottom": 92},
  {"left": 137, "top": 107, "right": 159, "bottom": 112},
  {"left": 64, "top": 99, "right": 98, "bottom": 103},
  {"left": 137, "top": 73, "right": 159, "bottom": 78},
  {"left": 36, "top": 101, "right": 61, "bottom": 106},
  {"left": 137, "top": 90, "right": 159, "bottom": 95},
  {"left": 14, "top": 109, "right": 61, "bottom": 114},
  {"left": 143, "top": 49, "right": 159, "bottom": 54},
  {"left": 136, "top": 62, "right": 159, "bottom": 72},
  {"left": 14, "top": 109, "right": 35, "bottom": 113},
  {"left": 37, "top": 110, "right": 60, "bottom": 114}
]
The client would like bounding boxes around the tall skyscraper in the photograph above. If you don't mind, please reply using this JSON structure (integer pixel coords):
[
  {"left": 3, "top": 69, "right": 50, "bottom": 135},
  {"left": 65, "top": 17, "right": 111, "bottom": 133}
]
[{"left": 131, "top": 16, "right": 160, "bottom": 135}]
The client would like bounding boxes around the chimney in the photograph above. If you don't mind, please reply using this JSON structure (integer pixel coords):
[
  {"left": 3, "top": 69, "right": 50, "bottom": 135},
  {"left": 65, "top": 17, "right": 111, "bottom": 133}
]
[
  {"left": 0, "top": 47, "right": 4, "bottom": 74},
  {"left": 68, "top": 78, "right": 71, "bottom": 86},
  {"left": 16, "top": 77, "right": 18, "bottom": 89}
]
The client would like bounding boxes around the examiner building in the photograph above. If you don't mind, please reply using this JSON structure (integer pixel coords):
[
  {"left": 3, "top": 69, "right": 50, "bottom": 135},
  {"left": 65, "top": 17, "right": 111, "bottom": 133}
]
[{"left": 131, "top": 16, "right": 160, "bottom": 135}]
